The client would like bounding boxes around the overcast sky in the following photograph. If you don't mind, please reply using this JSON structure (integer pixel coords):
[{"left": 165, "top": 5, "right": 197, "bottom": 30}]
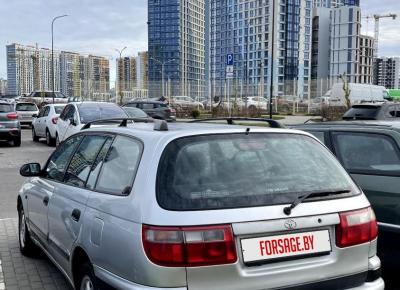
[{"left": 0, "top": 0, "right": 399, "bottom": 81}]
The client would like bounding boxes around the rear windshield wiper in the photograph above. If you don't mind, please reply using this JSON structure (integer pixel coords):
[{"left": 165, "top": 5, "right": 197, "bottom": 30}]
[{"left": 283, "top": 189, "right": 351, "bottom": 216}]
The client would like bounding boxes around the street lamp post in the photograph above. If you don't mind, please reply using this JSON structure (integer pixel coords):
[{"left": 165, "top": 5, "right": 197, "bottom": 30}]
[
  {"left": 269, "top": 0, "right": 275, "bottom": 119},
  {"left": 115, "top": 47, "right": 127, "bottom": 105},
  {"left": 150, "top": 58, "right": 176, "bottom": 98},
  {"left": 51, "top": 14, "right": 68, "bottom": 104}
]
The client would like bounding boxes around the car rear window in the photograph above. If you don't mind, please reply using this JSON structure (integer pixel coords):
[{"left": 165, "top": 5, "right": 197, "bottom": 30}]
[
  {"left": 78, "top": 103, "right": 128, "bottom": 123},
  {"left": 157, "top": 133, "right": 358, "bottom": 211},
  {"left": 0, "top": 104, "right": 13, "bottom": 113},
  {"left": 343, "top": 106, "right": 380, "bottom": 120},
  {"left": 16, "top": 103, "right": 37, "bottom": 111}
]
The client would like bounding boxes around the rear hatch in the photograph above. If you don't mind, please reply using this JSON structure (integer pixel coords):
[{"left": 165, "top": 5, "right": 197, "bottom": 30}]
[
  {"left": 16, "top": 103, "right": 38, "bottom": 122},
  {"left": 0, "top": 103, "right": 18, "bottom": 128},
  {"left": 147, "top": 132, "right": 376, "bottom": 290}
]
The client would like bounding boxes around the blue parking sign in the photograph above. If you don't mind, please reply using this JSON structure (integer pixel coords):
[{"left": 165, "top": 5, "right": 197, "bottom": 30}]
[{"left": 227, "top": 54, "right": 234, "bottom": 66}]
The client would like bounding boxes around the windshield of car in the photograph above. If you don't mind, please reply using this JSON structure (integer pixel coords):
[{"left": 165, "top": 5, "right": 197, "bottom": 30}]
[
  {"left": 343, "top": 106, "right": 380, "bottom": 120},
  {"left": 78, "top": 103, "right": 128, "bottom": 123},
  {"left": 0, "top": 104, "right": 13, "bottom": 113},
  {"left": 16, "top": 103, "right": 38, "bottom": 111},
  {"left": 54, "top": 105, "right": 66, "bottom": 114},
  {"left": 123, "top": 107, "right": 148, "bottom": 118},
  {"left": 157, "top": 133, "right": 358, "bottom": 211}
]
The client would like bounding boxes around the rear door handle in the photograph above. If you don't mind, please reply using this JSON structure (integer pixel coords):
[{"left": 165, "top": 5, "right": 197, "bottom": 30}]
[
  {"left": 71, "top": 209, "right": 81, "bottom": 222},
  {"left": 43, "top": 196, "right": 49, "bottom": 206}
]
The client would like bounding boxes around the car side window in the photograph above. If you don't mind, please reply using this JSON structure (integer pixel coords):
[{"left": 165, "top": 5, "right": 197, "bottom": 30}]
[
  {"left": 59, "top": 105, "right": 70, "bottom": 120},
  {"left": 64, "top": 135, "right": 109, "bottom": 188},
  {"left": 43, "top": 106, "right": 50, "bottom": 117},
  {"left": 38, "top": 108, "right": 45, "bottom": 118},
  {"left": 44, "top": 135, "right": 83, "bottom": 182},
  {"left": 142, "top": 103, "right": 155, "bottom": 110},
  {"left": 86, "top": 137, "right": 114, "bottom": 190},
  {"left": 95, "top": 136, "right": 142, "bottom": 195},
  {"left": 333, "top": 132, "right": 400, "bottom": 174}
]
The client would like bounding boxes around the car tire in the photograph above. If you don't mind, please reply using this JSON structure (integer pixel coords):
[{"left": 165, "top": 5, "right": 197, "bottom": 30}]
[
  {"left": 56, "top": 134, "right": 60, "bottom": 147},
  {"left": 32, "top": 127, "right": 39, "bottom": 142},
  {"left": 13, "top": 137, "right": 21, "bottom": 147},
  {"left": 46, "top": 129, "right": 55, "bottom": 147},
  {"left": 76, "top": 262, "right": 102, "bottom": 290},
  {"left": 18, "top": 207, "right": 38, "bottom": 256}
]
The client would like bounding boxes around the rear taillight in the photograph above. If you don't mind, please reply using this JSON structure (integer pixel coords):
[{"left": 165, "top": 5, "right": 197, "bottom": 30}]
[
  {"left": 6, "top": 112, "right": 18, "bottom": 120},
  {"left": 142, "top": 224, "right": 237, "bottom": 267},
  {"left": 52, "top": 117, "right": 58, "bottom": 124},
  {"left": 336, "top": 207, "right": 378, "bottom": 248}
]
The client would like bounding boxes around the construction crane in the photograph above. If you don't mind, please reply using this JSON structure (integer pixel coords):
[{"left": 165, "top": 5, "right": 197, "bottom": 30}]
[{"left": 364, "top": 14, "right": 397, "bottom": 59}]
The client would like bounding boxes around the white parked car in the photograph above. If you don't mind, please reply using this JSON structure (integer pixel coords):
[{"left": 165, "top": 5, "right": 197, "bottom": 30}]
[
  {"left": 15, "top": 102, "right": 39, "bottom": 126},
  {"left": 32, "top": 104, "right": 66, "bottom": 146},
  {"left": 55, "top": 102, "right": 128, "bottom": 145}
]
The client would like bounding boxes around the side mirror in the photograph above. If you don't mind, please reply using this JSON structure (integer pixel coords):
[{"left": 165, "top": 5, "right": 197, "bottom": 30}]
[
  {"left": 32, "top": 114, "right": 38, "bottom": 118},
  {"left": 20, "top": 163, "right": 41, "bottom": 177}
]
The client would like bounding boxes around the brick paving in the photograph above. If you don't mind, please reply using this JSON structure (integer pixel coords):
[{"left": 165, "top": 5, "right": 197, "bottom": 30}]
[{"left": 0, "top": 218, "right": 72, "bottom": 290}]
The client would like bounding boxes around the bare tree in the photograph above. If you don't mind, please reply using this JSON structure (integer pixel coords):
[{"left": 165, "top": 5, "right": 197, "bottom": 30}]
[{"left": 339, "top": 73, "right": 351, "bottom": 109}]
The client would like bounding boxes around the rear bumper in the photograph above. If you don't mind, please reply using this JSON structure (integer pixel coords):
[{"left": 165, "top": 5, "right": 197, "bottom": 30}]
[
  {"left": 349, "top": 278, "right": 384, "bottom": 290},
  {"left": 93, "top": 265, "right": 187, "bottom": 290},
  {"left": 0, "top": 129, "right": 20, "bottom": 140}
]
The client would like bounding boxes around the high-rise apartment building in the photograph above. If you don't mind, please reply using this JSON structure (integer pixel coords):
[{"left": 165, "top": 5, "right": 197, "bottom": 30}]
[
  {"left": 6, "top": 43, "right": 111, "bottom": 97},
  {"left": 116, "top": 57, "right": 137, "bottom": 91},
  {"left": 210, "top": 0, "right": 313, "bottom": 100},
  {"left": 6, "top": 43, "right": 60, "bottom": 95},
  {"left": 88, "top": 55, "right": 110, "bottom": 94},
  {"left": 375, "top": 57, "right": 400, "bottom": 89},
  {"left": 137, "top": 51, "right": 148, "bottom": 90},
  {"left": 313, "top": 0, "right": 359, "bottom": 8},
  {"left": 148, "top": 0, "right": 206, "bottom": 98},
  {"left": 358, "top": 35, "right": 374, "bottom": 84},
  {"left": 329, "top": 6, "right": 362, "bottom": 83},
  {"left": 60, "top": 51, "right": 81, "bottom": 97},
  {"left": 0, "top": 79, "right": 7, "bottom": 96},
  {"left": 311, "top": 6, "right": 372, "bottom": 97}
]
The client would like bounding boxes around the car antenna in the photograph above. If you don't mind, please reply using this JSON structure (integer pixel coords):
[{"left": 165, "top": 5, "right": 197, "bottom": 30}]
[{"left": 245, "top": 128, "right": 250, "bottom": 135}]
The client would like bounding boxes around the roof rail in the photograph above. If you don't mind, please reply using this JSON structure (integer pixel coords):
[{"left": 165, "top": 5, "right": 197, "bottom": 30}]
[
  {"left": 189, "top": 117, "right": 284, "bottom": 128},
  {"left": 81, "top": 118, "right": 151, "bottom": 130},
  {"left": 296, "top": 121, "right": 393, "bottom": 128}
]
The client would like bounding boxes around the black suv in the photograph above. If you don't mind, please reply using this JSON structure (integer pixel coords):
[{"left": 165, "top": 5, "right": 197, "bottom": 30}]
[
  {"left": 343, "top": 103, "right": 400, "bottom": 121},
  {"left": 293, "top": 121, "right": 400, "bottom": 286},
  {"left": 124, "top": 100, "right": 176, "bottom": 121}
]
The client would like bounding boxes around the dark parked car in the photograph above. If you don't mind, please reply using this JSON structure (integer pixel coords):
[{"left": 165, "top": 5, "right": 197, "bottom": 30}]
[
  {"left": 124, "top": 100, "right": 176, "bottom": 121},
  {"left": 0, "top": 101, "right": 21, "bottom": 146},
  {"left": 343, "top": 103, "right": 400, "bottom": 121},
  {"left": 292, "top": 121, "right": 400, "bottom": 283}
]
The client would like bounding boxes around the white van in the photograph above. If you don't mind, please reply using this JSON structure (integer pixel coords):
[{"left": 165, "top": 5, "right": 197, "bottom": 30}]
[{"left": 325, "top": 83, "right": 387, "bottom": 105}]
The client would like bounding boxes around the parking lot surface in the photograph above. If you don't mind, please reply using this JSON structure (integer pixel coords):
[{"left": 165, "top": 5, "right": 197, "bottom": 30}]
[{"left": 0, "top": 129, "right": 72, "bottom": 290}]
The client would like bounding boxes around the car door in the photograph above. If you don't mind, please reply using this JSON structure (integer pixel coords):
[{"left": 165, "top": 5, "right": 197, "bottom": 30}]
[
  {"left": 331, "top": 131, "right": 400, "bottom": 266},
  {"left": 38, "top": 106, "right": 50, "bottom": 136},
  {"left": 33, "top": 108, "right": 44, "bottom": 136},
  {"left": 48, "top": 134, "right": 111, "bottom": 272},
  {"left": 57, "top": 104, "right": 71, "bottom": 141},
  {"left": 60, "top": 105, "right": 77, "bottom": 141},
  {"left": 26, "top": 134, "right": 83, "bottom": 245}
]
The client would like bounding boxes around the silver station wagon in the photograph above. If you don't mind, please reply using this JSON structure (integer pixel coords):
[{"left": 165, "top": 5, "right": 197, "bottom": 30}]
[{"left": 17, "top": 118, "right": 384, "bottom": 290}]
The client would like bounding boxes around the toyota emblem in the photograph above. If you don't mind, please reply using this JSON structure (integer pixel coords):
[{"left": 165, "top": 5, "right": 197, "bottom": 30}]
[{"left": 284, "top": 219, "right": 297, "bottom": 230}]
